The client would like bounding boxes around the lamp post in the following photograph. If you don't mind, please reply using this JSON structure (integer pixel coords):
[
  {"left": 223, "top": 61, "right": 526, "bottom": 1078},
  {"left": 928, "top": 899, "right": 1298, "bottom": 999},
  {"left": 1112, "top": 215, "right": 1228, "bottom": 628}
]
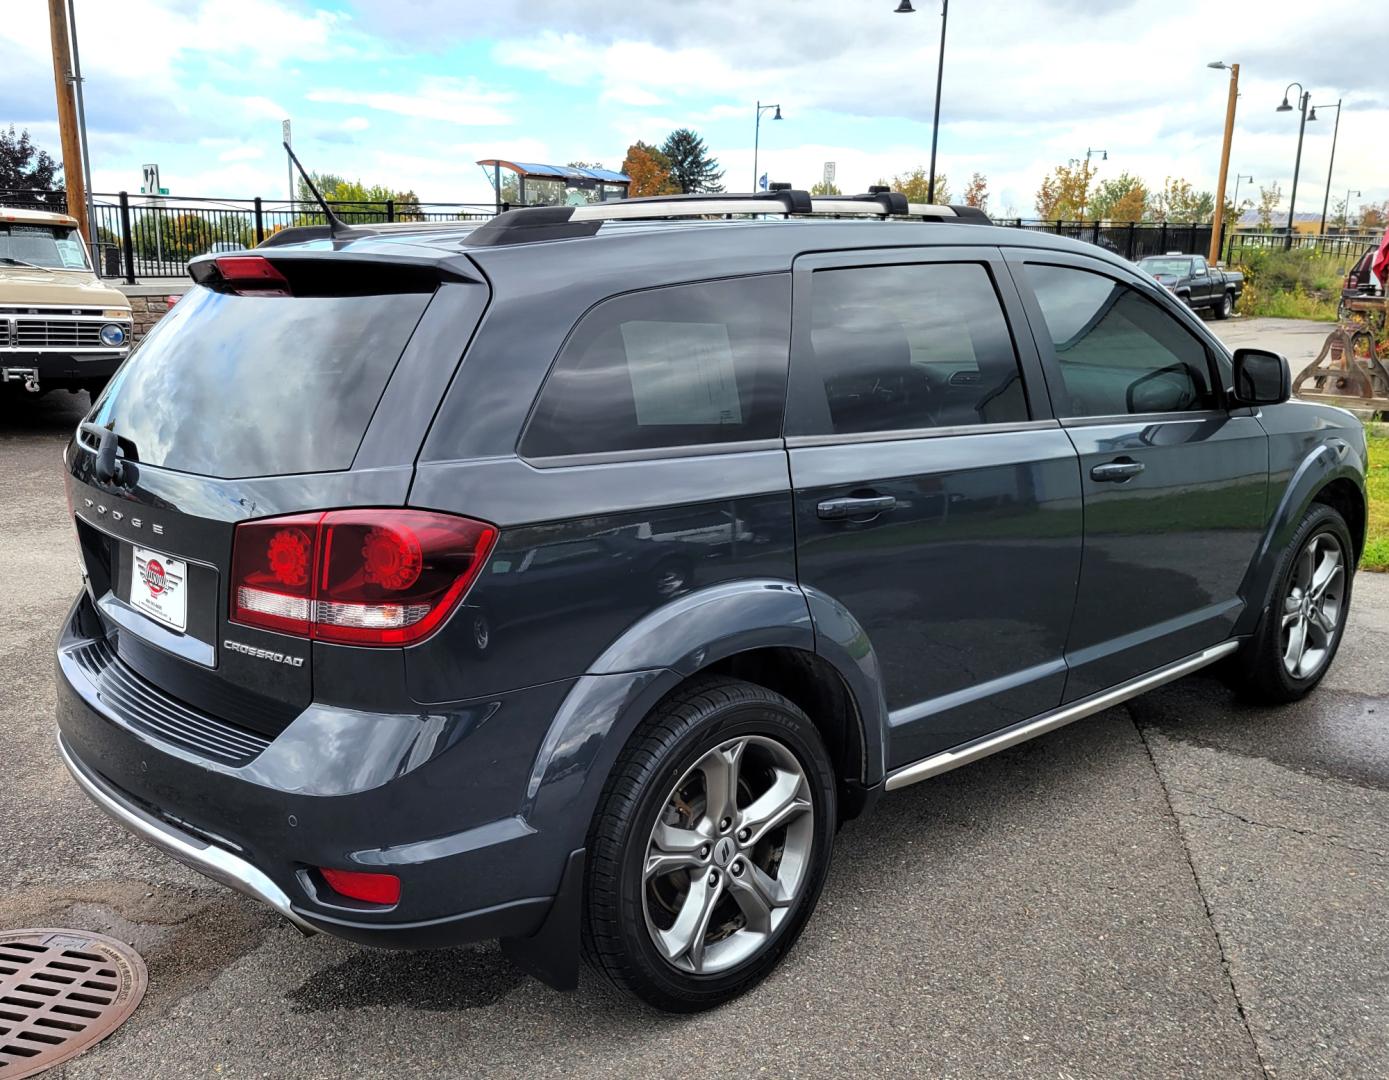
[
  {"left": 1344, "top": 189, "right": 1361, "bottom": 230},
  {"left": 1080, "top": 149, "right": 1107, "bottom": 219},
  {"left": 1230, "top": 173, "right": 1253, "bottom": 228},
  {"left": 1207, "top": 61, "right": 1240, "bottom": 263},
  {"left": 1308, "top": 98, "right": 1343, "bottom": 235},
  {"left": 1276, "top": 82, "right": 1311, "bottom": 250},
  {"left": 896, "top": 0, "right": 949, "bottom": 204},
  {"left": 751, "top": 101, "right": 782, "bottom": 192}
]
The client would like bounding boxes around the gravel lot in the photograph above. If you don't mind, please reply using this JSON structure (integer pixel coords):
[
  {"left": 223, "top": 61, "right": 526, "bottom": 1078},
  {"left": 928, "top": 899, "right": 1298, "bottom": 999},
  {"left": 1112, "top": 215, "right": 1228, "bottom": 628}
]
[{"left": 2, "top": 316, "right": 1384, "bottom": 1079}]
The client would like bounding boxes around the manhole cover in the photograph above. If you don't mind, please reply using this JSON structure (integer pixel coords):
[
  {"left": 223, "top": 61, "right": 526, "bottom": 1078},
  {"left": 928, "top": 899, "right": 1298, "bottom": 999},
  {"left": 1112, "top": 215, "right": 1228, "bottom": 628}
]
[{"left": 0, "top": 929, "right": 146, "bottom": 1078}]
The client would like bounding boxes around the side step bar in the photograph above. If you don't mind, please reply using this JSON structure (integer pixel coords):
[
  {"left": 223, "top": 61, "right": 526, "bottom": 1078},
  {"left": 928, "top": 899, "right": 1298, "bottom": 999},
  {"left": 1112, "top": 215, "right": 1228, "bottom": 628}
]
[{"left": 883, "top": 640, "right": 1240, "bottom": 791}]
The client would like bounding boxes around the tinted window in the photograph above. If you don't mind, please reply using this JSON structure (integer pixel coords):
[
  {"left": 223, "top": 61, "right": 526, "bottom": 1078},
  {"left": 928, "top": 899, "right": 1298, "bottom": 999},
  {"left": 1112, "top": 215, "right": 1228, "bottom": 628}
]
[
  {"left": 804, "top": 262, "right": 1027, "bottom": 435},
  {"left": 1022, "top": 264, "right": 1217, "bottom": 418},
  {"left": 520, "top": 275, "right": 790, "bottom": 459},
  {"left": 91, "top": 284, "right": 430, "bottom": 478}
]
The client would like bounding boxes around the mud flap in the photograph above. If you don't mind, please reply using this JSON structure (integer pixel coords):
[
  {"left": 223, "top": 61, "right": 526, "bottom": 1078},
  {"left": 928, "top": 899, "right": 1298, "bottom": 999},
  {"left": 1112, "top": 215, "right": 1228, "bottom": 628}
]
[{"left": 500, "top": 848, "right": 585, "bottom": 991}]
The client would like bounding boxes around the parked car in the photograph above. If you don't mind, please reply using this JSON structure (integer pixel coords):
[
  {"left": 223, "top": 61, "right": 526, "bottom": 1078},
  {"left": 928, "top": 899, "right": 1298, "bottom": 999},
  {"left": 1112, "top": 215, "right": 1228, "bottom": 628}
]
[
  {"left": 58, "top": 191, "right": 1366, "bottom": 1013},
  {"left": 1338, "top": 247, "right": 1384, "bottom": 321},
  {"left": 202, "top": 240, "right": 246, "bottom": 257},
  {"left": 0, "top": 206, "right": 133, "bottom": 398},
  {"left": 1136, "top": 253, "right": 1244, "bottom": 319}
]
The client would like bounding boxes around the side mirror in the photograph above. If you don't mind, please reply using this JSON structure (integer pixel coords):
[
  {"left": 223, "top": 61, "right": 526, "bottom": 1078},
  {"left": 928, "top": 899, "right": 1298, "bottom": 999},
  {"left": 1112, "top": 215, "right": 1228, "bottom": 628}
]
[{"left": 1230, "top": 348, "right": 1291, "bottom": 406}]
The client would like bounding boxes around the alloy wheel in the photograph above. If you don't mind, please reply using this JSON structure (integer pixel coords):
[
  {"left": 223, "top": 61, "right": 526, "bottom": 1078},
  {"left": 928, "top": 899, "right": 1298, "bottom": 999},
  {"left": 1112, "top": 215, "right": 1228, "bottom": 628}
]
[
  {"left": 1281, "top": 532, "right": 1346, "bottom": 679},
  {"left": 642, "top": 735, "right": 814, "bottom": 975}
]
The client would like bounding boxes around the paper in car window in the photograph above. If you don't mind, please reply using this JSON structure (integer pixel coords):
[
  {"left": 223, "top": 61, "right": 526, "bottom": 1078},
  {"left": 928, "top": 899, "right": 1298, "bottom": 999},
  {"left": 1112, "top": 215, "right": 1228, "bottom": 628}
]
[
  {"left": 621, "top": 320, "right": 743, "bottom": 427},
  {"left": 55, "top": 238, "right": 88, "bottom": 269}
]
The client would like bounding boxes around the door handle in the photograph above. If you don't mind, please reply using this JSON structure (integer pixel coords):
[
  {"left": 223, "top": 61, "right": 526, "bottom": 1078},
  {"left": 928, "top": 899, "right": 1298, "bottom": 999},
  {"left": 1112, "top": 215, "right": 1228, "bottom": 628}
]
[
  {"left": 1090, "top": 460, "right": 1145, "bottom": 483},
  {"left": 817, "top": 495, "right": 897, "bottom": 520}
]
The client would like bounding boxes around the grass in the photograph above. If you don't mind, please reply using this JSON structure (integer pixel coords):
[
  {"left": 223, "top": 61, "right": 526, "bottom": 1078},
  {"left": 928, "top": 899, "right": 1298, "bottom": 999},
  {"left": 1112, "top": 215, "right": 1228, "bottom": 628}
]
[
  {"left": 1236, "top": 281, "right": 1338, "bottom": 321},
  {"left": 1365, "top": 427, "right": 1389, "bottom": 572},
  {"left": 1232, "top": 247, "right": 1347, "bottom": 322}
]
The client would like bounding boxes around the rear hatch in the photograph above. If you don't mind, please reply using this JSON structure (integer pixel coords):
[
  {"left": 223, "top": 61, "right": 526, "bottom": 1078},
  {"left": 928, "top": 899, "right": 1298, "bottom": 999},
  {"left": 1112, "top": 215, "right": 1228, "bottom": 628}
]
[{"left": 66, "top": 252, "right": 483, "bottom": 745}]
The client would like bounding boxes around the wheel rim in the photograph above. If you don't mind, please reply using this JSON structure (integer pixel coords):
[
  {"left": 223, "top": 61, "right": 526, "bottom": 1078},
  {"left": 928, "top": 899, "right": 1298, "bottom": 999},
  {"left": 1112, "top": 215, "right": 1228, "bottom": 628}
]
[
  {"left": 642, "top": 735, "right": 814, "bottom": 975},
  {"left": 472, "top": 614, "right": 489, "bottom": 650},
  {"left": 1281, "top": 532, "right": 1346, "bottom": 679},
  {"left": 654, "top": 567, "right": 687, "bottom": 598},
  {"left": 1223, "top": 293, "right": 1233, "bottom": 316}
]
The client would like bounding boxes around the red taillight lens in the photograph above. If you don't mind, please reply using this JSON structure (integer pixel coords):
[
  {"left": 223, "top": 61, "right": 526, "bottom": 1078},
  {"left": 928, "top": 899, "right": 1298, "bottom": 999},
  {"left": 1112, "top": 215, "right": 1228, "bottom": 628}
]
[
  {"left": 213, "top": 255, "right": 291, "bottom": 296},
  {"left": 320, "top": 868, "right": 401, "bottom": 906},
  {"left": 230, "top": 509, "right": 497, "bottom": 646}
]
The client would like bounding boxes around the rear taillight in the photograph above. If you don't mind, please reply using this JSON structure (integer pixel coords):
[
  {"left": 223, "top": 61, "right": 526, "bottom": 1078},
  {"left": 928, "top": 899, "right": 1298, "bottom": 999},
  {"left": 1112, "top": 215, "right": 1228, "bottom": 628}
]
[
  {"left": 230, "top": 509, "right": 497, "bottom": 646},
  {"left": 1349, "top": 272, "right": 1359, "bottom": 288}
]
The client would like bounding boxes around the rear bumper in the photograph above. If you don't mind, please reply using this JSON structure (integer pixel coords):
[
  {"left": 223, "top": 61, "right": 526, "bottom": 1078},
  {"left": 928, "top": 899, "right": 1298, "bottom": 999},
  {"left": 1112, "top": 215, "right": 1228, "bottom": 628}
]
[{"left": 54, "top": 593, "right": 579, "bottom": 948}]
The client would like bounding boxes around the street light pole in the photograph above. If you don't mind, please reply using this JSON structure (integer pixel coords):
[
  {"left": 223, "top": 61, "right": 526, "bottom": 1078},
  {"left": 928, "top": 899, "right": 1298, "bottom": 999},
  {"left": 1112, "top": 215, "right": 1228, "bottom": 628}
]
[
  {"left": 1080, "top": 148, "right": 1107, "bottom": 220},
  {"left": 895, "top": 0, "right": 949, "bottom": 203},
  {"left": 1344, "top": 189, "right": 1361, "bottom": 230},
  {"left": 1276, "top": 82, "right": 1311, "bottom": 251},
  {"left": 751, "top": 101, "right": 782, "bottom": 192},
  {"left": 1207, "top": 61, "right": 1240, "bottom": 263},
  {"left": 1310, "top": 98, "right": 1342, "bottom": 235},
  {"left": 1230, "top": 173, "right": 1253, "bottom": 225}
]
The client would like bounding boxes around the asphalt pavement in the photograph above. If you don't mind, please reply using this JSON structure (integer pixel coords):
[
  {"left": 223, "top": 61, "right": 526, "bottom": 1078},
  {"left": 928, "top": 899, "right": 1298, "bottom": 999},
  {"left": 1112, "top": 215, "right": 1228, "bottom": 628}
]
[{"left": 1, "top": 317, "right": 1384, "bottom": 1079}]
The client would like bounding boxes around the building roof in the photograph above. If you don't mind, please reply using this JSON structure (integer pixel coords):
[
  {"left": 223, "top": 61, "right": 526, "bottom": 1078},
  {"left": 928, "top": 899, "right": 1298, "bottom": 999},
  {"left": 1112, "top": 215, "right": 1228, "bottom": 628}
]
[
  {"left": 1237, "top": 209, "right": 1323, "bottom": 226},
  {"left": 476, "top": 160, "right": 630, "bottom": 184}
]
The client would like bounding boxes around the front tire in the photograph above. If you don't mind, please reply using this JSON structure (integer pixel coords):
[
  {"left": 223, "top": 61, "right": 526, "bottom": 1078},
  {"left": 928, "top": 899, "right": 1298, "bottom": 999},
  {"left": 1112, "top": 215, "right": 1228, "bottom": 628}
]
[
  {"left": 582, "top": 677, "right": 836, "bottom": 1012},
  {"left": 1226, "top": 503, "right": 1354, "bottom": 703}
]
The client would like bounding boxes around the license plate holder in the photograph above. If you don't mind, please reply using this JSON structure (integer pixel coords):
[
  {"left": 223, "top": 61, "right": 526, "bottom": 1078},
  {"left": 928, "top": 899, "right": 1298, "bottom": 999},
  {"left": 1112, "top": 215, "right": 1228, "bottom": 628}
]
[{"left": 129, "top": 545, "right": 188, "bottom": 632}]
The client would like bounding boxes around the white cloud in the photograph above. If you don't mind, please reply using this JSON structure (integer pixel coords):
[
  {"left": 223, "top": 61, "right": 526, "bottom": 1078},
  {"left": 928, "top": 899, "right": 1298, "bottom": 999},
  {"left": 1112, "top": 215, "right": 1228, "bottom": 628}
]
[
  {"left": 218, "top": 145, "right": 266, "bottom": 163},
  {"left": 341, "top": 116, "right": 371, "bottom": 132},
  {"left": 307, "top": 76, "right": 513, "bottom": 125}
]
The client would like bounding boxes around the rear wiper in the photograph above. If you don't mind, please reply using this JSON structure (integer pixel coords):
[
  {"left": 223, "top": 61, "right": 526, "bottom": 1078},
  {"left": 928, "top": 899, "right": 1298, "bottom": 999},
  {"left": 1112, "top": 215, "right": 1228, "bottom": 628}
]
[
  {"left": 79, "top": 421, "right": 131, "bottom": 485},
  {"left": 0, "top": 257, "right": 54, "bottom": 272}
]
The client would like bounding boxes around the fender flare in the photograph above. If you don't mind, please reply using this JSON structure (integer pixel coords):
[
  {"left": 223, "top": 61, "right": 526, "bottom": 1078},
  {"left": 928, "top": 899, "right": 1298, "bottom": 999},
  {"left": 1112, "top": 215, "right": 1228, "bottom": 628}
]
[
  {"left": 520, "top": 578, "right": 889, "bottom": 848},
  {"left": 1235, "top": 438, "right": 1365, "bottom": 635}
]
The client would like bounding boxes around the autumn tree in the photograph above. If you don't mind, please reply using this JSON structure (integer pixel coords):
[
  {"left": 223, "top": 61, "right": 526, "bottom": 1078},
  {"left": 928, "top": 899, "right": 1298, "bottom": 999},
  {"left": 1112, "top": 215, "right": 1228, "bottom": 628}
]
[
  {"left": 962, "top": 172, "right": 988, "bottom": 211},
  {"left": 661, "top": 129, "right": 724, "bottom": 193},
  {"left": 1330, "top": 196, "right": 1349, "bottom": 231},
  {"left": 1256, "top": 182, "right": 1283, "bottom": 230},
  {"left": 1087, "top": 172, "right": 1147, "bottom": 221},
  {"left": 1034, "top": 158, "right": 1098, "bottom": 220},
  {"left": 620, "top": 141, "right": 678, "bottom": 198},
  {"left": 810, "top": 179, "right": 842, "bottom": 196},
  {"left": 0, "top": 126, "right": 61, "bottom": 192},
  {"left": 1360, "top": 200, "right": 1388, "bottom": 229},
  {"left": 877, "top": 167, "right": 950, "bottom": 204}
]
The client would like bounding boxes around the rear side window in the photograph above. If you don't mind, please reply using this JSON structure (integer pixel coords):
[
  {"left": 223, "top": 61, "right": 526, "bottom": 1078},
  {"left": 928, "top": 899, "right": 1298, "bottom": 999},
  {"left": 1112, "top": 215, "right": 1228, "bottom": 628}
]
[
  {"left": 91, "top": 285, "right": 430, "bottom": 479},
  {"left": 520, "top": 275, "right": 790, "bottom": 459},
  {"left": 804, "top": 262, "right": 1028, "bottom": 435},
  {"left": 1022, "top": 263, "right": 1217, "bottom": 418}
]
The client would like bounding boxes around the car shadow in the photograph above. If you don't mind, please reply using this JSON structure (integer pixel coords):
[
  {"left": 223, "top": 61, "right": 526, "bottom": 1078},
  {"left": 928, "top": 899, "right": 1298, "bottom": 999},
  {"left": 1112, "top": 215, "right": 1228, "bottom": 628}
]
[{"left": 0, "top": 386, "right": 93, "bottom": 432}]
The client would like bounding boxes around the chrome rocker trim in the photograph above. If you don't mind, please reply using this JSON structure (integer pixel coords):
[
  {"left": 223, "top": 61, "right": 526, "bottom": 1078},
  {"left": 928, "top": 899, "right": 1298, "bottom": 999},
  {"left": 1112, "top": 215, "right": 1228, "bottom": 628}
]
[
  {"left": 57, "top": 733, "right": 318, "bottom": 936},
  {"left": 884, "top": 640, "right": 1240, "bottom": 791}
]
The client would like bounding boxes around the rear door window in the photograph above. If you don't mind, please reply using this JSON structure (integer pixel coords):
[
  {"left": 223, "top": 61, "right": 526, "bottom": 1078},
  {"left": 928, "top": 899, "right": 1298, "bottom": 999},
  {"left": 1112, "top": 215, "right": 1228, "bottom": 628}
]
[
  {"left": 91, "top": 284, "right": 430, "bottom": 478},
  {"left": 519, "top": 274, "right": 791, "bottom": 459}
]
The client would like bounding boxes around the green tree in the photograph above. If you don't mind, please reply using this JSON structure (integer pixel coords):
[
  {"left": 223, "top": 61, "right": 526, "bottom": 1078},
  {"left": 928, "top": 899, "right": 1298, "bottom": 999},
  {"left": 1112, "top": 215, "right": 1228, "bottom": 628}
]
[
  {"left": 1256, "top": 182, "right": 1283, "bottom": 230},
  {"left": 1145, "top": 177, "right": 1212, "bottom": 223},
  {"left": 660, "top": 129, "right": 724, "bottom": 193},
  {"left": 0, "top": 126, "right": 60, "bottom": 192},
  {"left": 1086, "top": 172, "right": 1146, "bottom": 221},
  {"left": 296, "top": 173, "right": 421, "bottom": 222},
  {"left": 620, "top": 141, "right": 678, "bottom": 198},
  {"left": 810, "top": 179, "right": 842, "bottom": 196},
  {"left": 1034, "top": 158, "right": 1097, "bottom": 220},
  {"left": 877, "top": 167, "right": 950, "bottom": 204}
]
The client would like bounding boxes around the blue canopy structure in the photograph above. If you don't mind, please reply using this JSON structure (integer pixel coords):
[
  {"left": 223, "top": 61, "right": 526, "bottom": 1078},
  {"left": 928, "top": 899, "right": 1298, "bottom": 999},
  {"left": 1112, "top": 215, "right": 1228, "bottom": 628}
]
[{"left": 477, "top": 159, "right": 631, "bottom": 209}]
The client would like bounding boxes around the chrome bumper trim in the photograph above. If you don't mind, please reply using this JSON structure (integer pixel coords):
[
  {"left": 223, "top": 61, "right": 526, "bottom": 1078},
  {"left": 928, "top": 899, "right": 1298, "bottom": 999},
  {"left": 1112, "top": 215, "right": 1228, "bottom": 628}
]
[
  {"left": 57, "top": 733, "right": 317, "bottom": 936},
  {"left": 884, "top": 640, "right": 1240, "bottom": 791}
]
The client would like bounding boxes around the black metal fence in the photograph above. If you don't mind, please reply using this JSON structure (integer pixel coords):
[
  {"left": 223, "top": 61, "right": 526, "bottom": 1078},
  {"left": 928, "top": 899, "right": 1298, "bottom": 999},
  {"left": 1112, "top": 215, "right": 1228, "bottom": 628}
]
[
  {"left": 4, "top": 187, "right": 1223, "bottom": 281},
  {"left": 1227, "top": 230, "right": 1379, "bottom": 267},
  {"left": 996, "top": 218, "right": 1217, "bottom": 262}
]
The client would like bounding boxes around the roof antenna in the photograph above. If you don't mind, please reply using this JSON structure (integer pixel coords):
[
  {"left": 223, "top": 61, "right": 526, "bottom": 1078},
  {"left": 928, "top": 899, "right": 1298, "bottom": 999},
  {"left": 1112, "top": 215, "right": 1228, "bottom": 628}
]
[{"left": 281, "top": 141, "right": 352, "bottom": 241}]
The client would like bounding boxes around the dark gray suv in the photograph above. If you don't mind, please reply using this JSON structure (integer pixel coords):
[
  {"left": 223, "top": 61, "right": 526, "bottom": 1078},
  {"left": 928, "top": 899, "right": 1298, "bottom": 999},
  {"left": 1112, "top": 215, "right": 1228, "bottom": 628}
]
[{"left": 56, "top": 189, "right": 1367, "bottom": 1012}]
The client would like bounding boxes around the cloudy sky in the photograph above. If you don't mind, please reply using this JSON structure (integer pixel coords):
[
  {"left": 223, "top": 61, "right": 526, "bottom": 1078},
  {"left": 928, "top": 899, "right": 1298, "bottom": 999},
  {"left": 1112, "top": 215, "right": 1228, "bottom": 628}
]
[{"left": 4, "top": 0, "right": 1387, "bottom": 219}]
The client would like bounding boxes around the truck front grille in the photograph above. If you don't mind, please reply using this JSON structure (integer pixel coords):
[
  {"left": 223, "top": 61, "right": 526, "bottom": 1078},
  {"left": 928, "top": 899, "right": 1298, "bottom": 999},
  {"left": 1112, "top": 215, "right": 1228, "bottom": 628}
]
[{"left": 12, "top": 319, "right": 107, "bottom": 348}]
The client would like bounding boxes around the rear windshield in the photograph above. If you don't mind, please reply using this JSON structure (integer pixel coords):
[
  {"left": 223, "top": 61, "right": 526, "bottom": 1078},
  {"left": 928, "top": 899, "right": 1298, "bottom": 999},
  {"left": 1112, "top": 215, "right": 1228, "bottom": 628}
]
[{"left": 90, "top": 284, "right": 430, "bottom": 478}]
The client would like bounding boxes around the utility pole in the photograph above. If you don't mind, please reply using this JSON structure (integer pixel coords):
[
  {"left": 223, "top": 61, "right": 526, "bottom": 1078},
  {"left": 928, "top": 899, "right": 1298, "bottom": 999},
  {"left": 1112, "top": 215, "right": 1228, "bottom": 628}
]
[
  {"left": 1207, "top": 62, "right": 1239, "bottom": 264},
  {"left": 47, "top": 0, "right": 89, "bottom": 243}
]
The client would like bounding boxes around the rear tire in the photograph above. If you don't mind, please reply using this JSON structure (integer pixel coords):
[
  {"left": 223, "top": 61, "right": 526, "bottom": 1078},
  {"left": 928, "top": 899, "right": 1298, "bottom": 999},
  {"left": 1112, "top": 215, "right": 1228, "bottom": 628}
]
[
  {"left": 1213, "top": 290, "right": 1233, "bottom": 320},
  {"left": 582, "top": 676, "right": 836, "bottom": 1012},
  {"left": 1226, "top": 503, "right": 1354, "bottom": 704}
]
